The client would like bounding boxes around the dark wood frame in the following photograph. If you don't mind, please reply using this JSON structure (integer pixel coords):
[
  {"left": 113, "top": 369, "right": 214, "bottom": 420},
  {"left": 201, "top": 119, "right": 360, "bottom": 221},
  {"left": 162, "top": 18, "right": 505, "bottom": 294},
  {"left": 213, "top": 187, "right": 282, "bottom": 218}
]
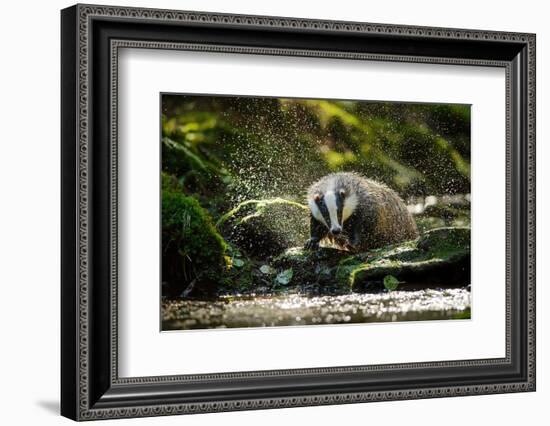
[{"left": 61, "top": 3, "right": 536, "bottom": 421}]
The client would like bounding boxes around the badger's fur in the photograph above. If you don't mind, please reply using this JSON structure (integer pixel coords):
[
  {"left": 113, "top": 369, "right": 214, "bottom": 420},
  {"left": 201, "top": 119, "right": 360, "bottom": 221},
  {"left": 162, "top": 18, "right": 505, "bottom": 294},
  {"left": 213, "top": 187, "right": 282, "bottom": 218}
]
[{"left": 305, "top": 172, "right": 418, "bottom": 252}]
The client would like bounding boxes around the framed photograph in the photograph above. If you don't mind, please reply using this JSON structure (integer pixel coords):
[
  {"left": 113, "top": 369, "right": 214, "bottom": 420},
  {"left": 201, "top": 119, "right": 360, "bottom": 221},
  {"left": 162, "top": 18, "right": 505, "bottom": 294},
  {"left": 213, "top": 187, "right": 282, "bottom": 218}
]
[{"left": 61, "top": 4, "right": 536, "bottom": 421}]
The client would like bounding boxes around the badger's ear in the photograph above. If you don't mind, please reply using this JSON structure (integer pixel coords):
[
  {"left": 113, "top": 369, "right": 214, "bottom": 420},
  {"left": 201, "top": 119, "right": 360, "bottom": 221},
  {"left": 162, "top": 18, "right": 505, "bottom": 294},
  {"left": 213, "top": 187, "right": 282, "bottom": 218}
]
[{"left": 313, "top": 193, "right": 321, "bottom": 202}]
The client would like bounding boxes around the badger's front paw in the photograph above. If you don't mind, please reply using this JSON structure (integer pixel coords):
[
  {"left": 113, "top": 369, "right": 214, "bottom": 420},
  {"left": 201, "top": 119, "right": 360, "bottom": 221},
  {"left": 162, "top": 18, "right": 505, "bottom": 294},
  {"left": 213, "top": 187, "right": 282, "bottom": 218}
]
[
  {"left": 348, "top": 234, "right": 361, "bottom": 251},
  {"left": 342, "top": 242, "right": 359, "bottom": 253},
  {"left": 304, "top": 238, "right": 320, "bottom": 250}
]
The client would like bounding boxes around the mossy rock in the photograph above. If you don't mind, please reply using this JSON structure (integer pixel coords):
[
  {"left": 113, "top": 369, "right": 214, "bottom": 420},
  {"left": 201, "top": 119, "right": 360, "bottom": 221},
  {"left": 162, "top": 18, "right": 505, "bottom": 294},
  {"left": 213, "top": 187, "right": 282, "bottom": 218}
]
[
  {"left": 268, "top": 227, "right": 470, "bottom": 294},
  {"left": 217, "top": 198, "right": 309, "bottom": 259},
  {"left": 349, "top": 227, "right": 470, "bottom": 291},
  {"left": 417, "top": 226, "right": 470, "bottom": 253},
  {"left": 162, "top": 190, "right": 228, "bottom": 298}
]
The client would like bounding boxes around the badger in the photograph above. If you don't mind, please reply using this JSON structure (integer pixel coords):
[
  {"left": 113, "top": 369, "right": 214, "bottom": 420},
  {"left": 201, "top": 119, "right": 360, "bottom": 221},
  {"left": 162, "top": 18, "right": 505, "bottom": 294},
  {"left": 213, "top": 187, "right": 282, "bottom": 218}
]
[{"left": 305, "top": 172, "right": 418, "bottom": 252}]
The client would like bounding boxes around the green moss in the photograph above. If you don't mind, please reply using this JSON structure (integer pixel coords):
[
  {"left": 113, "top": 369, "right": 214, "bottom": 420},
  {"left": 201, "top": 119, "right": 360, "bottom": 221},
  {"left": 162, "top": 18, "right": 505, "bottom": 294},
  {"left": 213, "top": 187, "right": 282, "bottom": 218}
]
[
  {"left": 348, "top": 227, "right": 470, "bottom": 290},
  {"left": 451, "top": 308, "right": 471, "bottom": 320},
  {"left": 268, "top": 227, "right": 470, "bottom": 293},
  {"left": 417, "top": 226, "right": 470, "bottom": 253},
  {"left": 333, "top": 256, "right": 364, "bottom": 288},
  {"left": 162, "top": 190, "right": 228, "bottom": 296},
  {"left": 161, "top": 171, "right": 182, "bottom": 193}
]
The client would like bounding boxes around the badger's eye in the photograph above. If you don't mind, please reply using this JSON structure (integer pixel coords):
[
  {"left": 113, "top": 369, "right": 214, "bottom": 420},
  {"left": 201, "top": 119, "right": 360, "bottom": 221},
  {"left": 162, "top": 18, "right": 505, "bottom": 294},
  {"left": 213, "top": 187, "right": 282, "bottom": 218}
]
[{"left": 339, "top": 189, "right": 346, "bottom": 198}]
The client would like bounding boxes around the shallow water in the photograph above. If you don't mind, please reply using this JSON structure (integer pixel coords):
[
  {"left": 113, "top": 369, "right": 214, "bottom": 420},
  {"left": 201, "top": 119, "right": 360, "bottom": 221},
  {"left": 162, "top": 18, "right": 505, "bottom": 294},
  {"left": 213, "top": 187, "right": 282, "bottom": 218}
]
[{"left": 162, "top": 288, "right": 471, "bottom": 330}]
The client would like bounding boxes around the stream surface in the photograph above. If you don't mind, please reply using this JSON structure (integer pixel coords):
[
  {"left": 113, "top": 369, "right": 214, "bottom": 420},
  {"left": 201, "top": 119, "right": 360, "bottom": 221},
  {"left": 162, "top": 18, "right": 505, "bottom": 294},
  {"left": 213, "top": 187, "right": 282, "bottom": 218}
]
[{"left": 162, "top": 288, "right": 471, "bottom": 330}]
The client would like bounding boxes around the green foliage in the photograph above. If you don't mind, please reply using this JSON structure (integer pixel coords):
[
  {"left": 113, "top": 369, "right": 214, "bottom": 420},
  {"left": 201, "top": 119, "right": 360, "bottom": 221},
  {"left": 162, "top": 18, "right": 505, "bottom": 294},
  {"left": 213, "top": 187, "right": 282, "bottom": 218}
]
[
  {"left": 161, "top": 189, "right": 228, "bottom": 296},
  {"left": 383, "top": 275, "right": 400, "bottom": 291}
]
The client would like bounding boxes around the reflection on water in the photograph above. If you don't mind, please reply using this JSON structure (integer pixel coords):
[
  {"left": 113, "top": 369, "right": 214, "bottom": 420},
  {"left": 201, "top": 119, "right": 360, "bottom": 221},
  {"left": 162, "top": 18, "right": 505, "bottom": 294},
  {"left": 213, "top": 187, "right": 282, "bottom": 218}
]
[{"left": 162, "top": 289, "right": 471, "bottom": 330}]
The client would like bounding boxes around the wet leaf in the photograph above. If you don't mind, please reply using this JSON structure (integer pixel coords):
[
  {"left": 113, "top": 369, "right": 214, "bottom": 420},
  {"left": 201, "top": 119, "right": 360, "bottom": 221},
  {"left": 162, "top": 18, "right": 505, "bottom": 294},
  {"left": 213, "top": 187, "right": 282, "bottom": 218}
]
[
  {"left": 276, "top": 268, "right": 294, "bottom": 285},
  {"left": 232, "top": 258, "right": 245, "bottom": 268},
  {"left": 383, "top": 275, "right": 400, "bottom": 291},
  {"left": 259, "top": 265, "right": 275, "bottom": 275}
]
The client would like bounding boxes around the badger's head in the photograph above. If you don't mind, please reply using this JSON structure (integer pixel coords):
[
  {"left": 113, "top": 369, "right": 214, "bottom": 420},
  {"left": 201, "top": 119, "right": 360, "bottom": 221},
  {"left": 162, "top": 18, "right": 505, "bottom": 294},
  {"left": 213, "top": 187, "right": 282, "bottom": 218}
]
[{"left": 308, "top": 186, "right": 357, "bottom": 236}]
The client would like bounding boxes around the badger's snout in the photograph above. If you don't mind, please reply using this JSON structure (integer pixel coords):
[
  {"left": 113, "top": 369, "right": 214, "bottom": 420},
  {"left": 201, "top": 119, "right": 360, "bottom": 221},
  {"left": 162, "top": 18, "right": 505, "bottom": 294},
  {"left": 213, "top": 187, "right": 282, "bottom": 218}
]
[{"left": 330, "top": 226, "right": 342, "bottom": 235}]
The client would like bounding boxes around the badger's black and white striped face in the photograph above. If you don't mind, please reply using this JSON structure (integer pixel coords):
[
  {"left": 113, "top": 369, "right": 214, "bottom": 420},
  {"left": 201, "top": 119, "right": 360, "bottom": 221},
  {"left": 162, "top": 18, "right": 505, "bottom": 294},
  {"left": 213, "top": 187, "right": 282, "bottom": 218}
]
[{"left": 309, "top": 187, "right": 357, "bottom": 235}]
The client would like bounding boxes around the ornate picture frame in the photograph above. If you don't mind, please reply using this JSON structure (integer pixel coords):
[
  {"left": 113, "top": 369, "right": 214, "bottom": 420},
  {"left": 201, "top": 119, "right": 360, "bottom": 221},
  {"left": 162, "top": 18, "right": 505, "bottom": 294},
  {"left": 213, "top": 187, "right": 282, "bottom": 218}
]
[{"left": 61, "top": 4, "right": 535, "bottom": 421}]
